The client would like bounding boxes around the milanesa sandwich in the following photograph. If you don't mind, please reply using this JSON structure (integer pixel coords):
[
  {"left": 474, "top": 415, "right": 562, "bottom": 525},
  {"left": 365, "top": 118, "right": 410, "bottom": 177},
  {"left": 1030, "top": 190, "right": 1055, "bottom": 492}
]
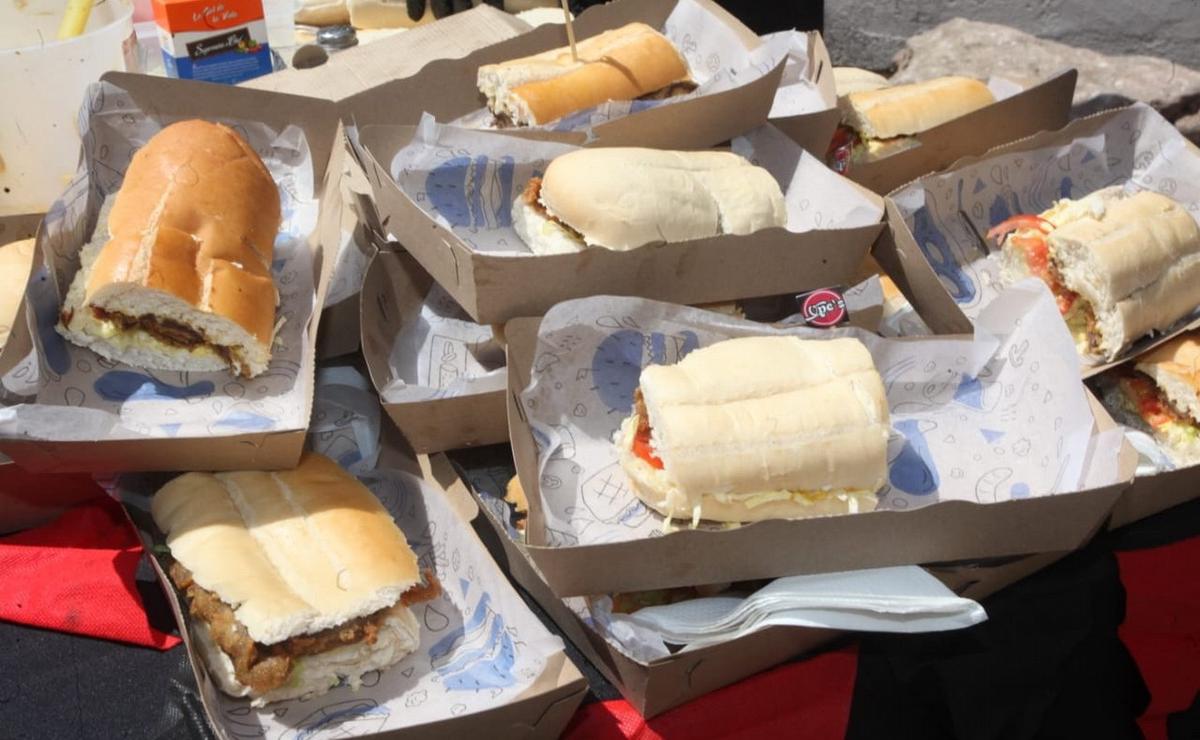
[
  {"left": 827, "top": 76, "right": 994, "bottom": 174},
  {"left": 513, "top": 148, "right": 787, "bottom": 255},
  {"left": 57, "top": 120, "right": 281, "bottom": 378},
  {"left": 992, "top": 187, "right": 1200, "bottom": 361},
  {"left": 152, "top": 453, "right": 438, "bottom": 705},
  {"left": 477, "top": 22, "right": 694, "bottom": 128},
  {"left": 615, "top": 335, "right": 890, "bottom": 523},
  {"left": 1099, "top": 332, "right": 1200, "bottom": 466}
]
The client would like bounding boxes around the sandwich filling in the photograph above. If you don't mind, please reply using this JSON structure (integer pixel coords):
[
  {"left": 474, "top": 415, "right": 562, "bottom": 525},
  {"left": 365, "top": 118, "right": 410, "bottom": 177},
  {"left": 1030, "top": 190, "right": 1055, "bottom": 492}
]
[
  {"left": 624, "top": 396, "right": 875, "bottom": 519},
  {"left": 69, "top": 306, "right": 255, "bottom": 377},
  {"left": 493, "top": 80, "right": 698, "bottom": 129},
  {"left": 1111, "top": 372, "right": 1200, "bottom": 449},
  {"left": 991, "top": 214, "right": 1100, "bottom": 353},
  {"left": 826, "top": 126, "right": 918, "bottom": 174},
  {"left": 170, "top": 562, "right": 440, "bottom": 696}
]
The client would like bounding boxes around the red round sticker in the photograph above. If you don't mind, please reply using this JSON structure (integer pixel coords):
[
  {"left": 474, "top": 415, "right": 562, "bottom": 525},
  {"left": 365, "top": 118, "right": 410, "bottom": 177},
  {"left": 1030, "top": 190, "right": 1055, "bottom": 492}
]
[{"left": 802, "top": 289, "right": 847, "bottom": 327}]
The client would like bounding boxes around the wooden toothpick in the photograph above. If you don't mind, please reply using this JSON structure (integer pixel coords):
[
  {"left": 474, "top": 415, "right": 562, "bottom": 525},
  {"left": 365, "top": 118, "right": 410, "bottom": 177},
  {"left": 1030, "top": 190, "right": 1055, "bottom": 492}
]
[{"left": 560, "top": 0, "right": 579, "bottom": 62}]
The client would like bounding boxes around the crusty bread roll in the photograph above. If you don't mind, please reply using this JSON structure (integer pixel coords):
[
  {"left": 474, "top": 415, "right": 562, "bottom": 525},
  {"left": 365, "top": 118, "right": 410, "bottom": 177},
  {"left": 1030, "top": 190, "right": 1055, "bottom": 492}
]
[
  {"left": 152, "top": 453, "right": 422, "bottom": 705},
  {"left": 57, "top": 120, "right": 281, "bottom": 378},
  {"left": 999, "top": 187, "right": 1200, "bottom": 360},
  {"left": 839, "top": 76, "right": 995, "bottom": 141},
  {"left": 295, "top": 0, "right": 351, "bottom": 26},
  {"left": 348, "top": 0, "right": 434, "bottom": 29},
  {"left": 833, "top": 67, "right": 890, "bottom": 98},
  {"left": 616, "top": 335, "right": 890, "bottom": 523},
  {"left": 478, "top": 22, "right": 692, "bottom": 127},
  {"left": 512, "top": 148, "right": 787, "bottom": 254},
  {"left": 0, "top": 237, "right": 35, "bottom": 352}
]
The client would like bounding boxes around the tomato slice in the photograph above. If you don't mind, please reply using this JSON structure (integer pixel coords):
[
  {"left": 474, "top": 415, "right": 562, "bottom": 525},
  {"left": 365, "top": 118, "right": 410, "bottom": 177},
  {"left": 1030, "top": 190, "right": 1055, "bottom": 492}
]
[
  {"left": 1121, "top": 375, "right": 1178, "bottom": 429},
  {"left": 633, "top": 427, "right": 664, "bottom": 469},
  {"left": 827, "top": 126, "right": 858, "bottom": 175},
  {"left": 986, "top": 214, "right": 1053, "bottom": 244}
]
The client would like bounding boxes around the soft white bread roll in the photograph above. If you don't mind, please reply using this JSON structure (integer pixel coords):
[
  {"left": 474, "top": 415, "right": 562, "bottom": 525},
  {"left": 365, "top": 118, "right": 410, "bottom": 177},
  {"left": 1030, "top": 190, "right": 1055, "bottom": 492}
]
[
  {"left": 478, "top": 22, "right": 692, "bottom": 126},
  {"left": 833, "top": 67, "right": 890, "bottom": 98},
  {"left": 0, "top": 238, "right": 35, "bottom": 352},
  {"left": 617, "top": 336, "right": 890, "bottom": 523},
  {"left": 839, "top": 76, "right": 995, "bottom": 140},
  {"left": 295, "top": 0, "right": 350, "bottom": 26},
  {"left": 57, "top": 120, "right": 280, "bottom": 378},
  {"left": 348, "top": 0, "right": 434, "bottom": 29},
  {"left": 513, "top": 148, "right": 787, "bottom": 254},
  {"left": 152, "top": 453, "right": 422, "bottom": 704},
  {"left": 1136, "top": 332, "right": 1200, "bottom": 425},
  {"left": 1050, "top": 189, "right": 1200, "bottom": 359}
]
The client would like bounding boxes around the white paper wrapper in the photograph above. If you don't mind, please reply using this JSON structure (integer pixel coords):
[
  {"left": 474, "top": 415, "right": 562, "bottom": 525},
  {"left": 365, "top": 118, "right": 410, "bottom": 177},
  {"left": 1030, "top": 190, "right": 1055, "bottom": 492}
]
[
  {"left": 764, "top": 31, "right": 829, "bottom": 119},
  {"left": 519, "top": 281, "right": 1106, "bottom": 547},
  {"left": 381, "top": 281, "right": 507, "bottom": 404},
  {"left": 452, "top": 0, "right": 789, "bottom": 132},
  {"left": 572, "top": 566, "right": 985, "bottom": 663},
  {"left": 309, "top": 366, "right": 382, "bottom": 475},
  {"left": 890, "top": 103, "right": 1200, "bottom": 366},
  {"left": 390, "top": 117, "right": 883, "bottom": 256},
  {"left": 0, "top": 81, "right": 318, "bottom": 441}
]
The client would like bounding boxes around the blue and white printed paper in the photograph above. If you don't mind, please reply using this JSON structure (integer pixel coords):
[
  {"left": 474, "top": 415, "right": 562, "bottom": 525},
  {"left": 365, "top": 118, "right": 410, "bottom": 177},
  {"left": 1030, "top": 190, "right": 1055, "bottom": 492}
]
[
  {"left": 0, "top": 81, "right": 319, "bottom": 441},
  {"left": 381, "top": 281, "right": 507, "bottom": 404},
  {"left": 389, "top": 117, "right": 882, "bottom": 256},
  {"left": 890, "top": 103, "right": 1200, "bottom": 365},
  {"left": 518, "top": 283, "right": 1119, "bottom": 547}
]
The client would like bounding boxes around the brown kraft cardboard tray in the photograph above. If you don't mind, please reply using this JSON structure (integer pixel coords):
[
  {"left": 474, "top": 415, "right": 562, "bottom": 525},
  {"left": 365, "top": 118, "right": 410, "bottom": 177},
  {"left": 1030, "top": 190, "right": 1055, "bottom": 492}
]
[
  {"left": 338, "top": 0, "right": 786, "bottom": 152},
  {"left": 840, "top": 70, "right": 1078, "bottom": 195},
  {"left": 361, "top": 248, "right": 508, "bottom": 454},
  {"left": 501, "top": 313, "right": 1135, "bottom": 598},
  {"left": 0, "top": 72, "right": 345, "bottom": 473},
  {"left": 429, "top": 451, "right": 1073, "bottom": 719},
  {"left": 352, "top": 122, "right": 884, "bottom": 326}
]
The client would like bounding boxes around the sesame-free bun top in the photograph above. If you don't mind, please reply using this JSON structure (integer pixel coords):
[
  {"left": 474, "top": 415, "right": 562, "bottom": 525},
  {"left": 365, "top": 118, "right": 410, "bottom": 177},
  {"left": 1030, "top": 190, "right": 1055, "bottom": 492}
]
[
  {"left": 839, "top": 76, "right": 995, "bottom": 140},
  {"left": 536, "top": 147, "right": 786, "bottom": 251}
]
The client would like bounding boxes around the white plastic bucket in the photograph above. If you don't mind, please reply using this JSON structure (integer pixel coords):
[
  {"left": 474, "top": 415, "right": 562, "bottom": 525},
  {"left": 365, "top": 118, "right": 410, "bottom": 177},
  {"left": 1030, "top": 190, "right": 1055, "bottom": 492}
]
[{"left": 0, "top": 0, "right": 137, "bottom": 216}]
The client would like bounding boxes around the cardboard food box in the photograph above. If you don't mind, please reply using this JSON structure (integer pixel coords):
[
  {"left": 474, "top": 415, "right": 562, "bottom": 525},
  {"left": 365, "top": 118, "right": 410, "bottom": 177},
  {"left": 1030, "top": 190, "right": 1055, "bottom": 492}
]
[
  {"left": 353, "top": 120, "right": 884, "bottom": 326},
  {"left": 114, "top": 431, "right": 587, "bottom": 740},
  {"left": 0, "top": 213, "right": 42, "bottom": 384},
  {"left": 501, "top": 292, "right": 1135, "bottom": 598},
  {"left": 437, "top": 451, "right": 1071, "bottom": 718},
  {"left": 835, "top": 70, "right": 1078, "bottom": 195},
  {"left": 876, "top": 103, "right": 1200, "bottom": 379},
  {"left": 764, "top": 32, "right": 840, "bottom": 157},
  {"left": 339, "top": 0, "right": 787, "bottom": 152},
  {"left": 0, "top": 72, "right": 345, "bottom": 473},
  {"left": 361, "top": 249, "right": 509, "bottom": 454}
]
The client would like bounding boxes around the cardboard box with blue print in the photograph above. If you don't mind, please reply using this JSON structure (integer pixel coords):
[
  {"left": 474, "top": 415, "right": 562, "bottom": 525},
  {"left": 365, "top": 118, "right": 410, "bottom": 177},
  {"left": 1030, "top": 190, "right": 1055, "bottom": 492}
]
[
  {"left": 0, "top": 73, "right": 345, "bottom": 473},
  {"left": 498, "top": 289, "right": 1134, "bottom": 599},
  {"left": 113, "top": 410, "right": 586, "bottom": 739},
  {"left": 353, "top": 118, "right": 885, "bottom": 327},
  {"left": 876, "top": 104, "right": 1200, "bottom": 526}
]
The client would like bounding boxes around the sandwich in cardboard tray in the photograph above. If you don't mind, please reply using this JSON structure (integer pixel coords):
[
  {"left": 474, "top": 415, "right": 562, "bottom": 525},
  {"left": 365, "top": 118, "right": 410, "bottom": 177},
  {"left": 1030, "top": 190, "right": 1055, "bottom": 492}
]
[
  {"left": 992, "top": 186, "right": 1200, "bottom": 361},
  {"left": 1098, "top": 331, "right": 1200, "bottom": 466},
  {"left": 615, "top": 335, "right": 890, "bottom": 523},
  {"left": 57, "top": 120, "right": 282, "bottom": 379},
  {"left": 513, "top": 147, "right": 787, "bottom": 254},
  {"left": 828, "top": 76, "right": 995, "bottom": 174},
  {"left": 152, "top": 452, "right": 438, "bottom": 705},
  {"left": 477, "top": 21, "right": 695, "bottom": 128}
]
